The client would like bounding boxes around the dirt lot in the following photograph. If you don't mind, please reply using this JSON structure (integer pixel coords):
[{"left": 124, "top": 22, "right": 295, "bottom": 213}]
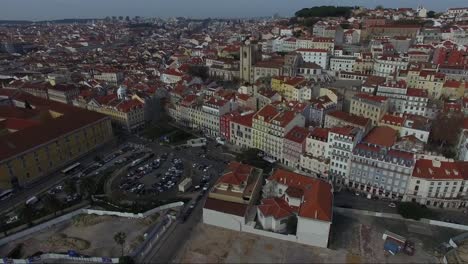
[
  {"left": 175, "top": 212, "right": 465, "bottom": 263},
  {"left": 175, "top": 223, "right": 348, "bottom": 263},
  {"left": 0, "top": 214, "right": 157, "bottom": 258}
]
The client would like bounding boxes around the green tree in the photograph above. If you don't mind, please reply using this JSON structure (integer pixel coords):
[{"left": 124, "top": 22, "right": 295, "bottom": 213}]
[
  {"left": 80, "top": 177, "right": 97, "bottom": 198},
  {"left": 188, "top": 65, "right": 209, "bottom": 80},
  {"left": 286, "top": 216, "right": 298, "bottom": 234},
  {"left": 430, "top": 112, "right": 463, "bottom": 148},
  {"left": 118, "top": 256, "right": 135, "bottom": 264},
  {"left": 114, "top": 232, "right": 127, "bottom": 256},
  {"left": 427, "top": 10, "right": 436, "bottom": 18},
  {"left": 19, "top": 206, "right": 35, "bottom": 227},
  {"left": 376, "top": 5, "right": 384, "bottom": 10},
  {"left": 397, "top": 202, "right": 435, "bottom": 220},
  {"left": 64, "top": 178, "right": 77, "bottom": 195},
  {"left": 292, "top": 30, "right": 303, "bottom": 38},
  {"left": 43, "top": 194, "right": 62, "bottom": 216}
]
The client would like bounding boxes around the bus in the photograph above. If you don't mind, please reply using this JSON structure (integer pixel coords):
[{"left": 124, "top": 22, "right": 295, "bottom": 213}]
[
  {"left": 0, "top": 189, "right": 13, "bottom": 201},
  {"left": 61, "top": 162, "right": 81, "bottom": 175}
]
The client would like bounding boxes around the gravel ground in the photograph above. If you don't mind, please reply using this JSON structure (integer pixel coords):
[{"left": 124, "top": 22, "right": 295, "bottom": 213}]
[
  {"left": 0, "top": 215, "right": 156, "bottom": 258},
  {"left": 175, "top": 213, "right": 465, "bottom": 264}
]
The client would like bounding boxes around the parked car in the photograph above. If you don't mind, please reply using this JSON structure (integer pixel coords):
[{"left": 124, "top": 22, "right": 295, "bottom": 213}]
[{"left": 388, "top": 202, "right": 396, "bottom": 208}]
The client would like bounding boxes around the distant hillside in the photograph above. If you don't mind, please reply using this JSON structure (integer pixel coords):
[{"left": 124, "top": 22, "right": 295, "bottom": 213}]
[
  {"left": 295, "top": 6, "right": 354, "bottom": 18},
  {"left": 0, "top": 18, "right": 101, "bottom": 25},
  {"left": 0, "top": 20, "right": 33, "bottom": 25}
]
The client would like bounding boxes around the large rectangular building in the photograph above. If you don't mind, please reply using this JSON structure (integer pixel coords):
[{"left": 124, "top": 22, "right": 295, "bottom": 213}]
[{"left": 0, "top": 89, "right": 114, "bottom": 189}]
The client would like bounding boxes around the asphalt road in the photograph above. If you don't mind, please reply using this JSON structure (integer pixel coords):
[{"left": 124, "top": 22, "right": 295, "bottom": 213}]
[
  {"left": 0, "top": 142, "right": 123, "bottom": 214},
  {"left": 141, "top": 193, "right": 206, "bottom": 263},
  {"left": 334, "top": 190, "right": 398, "bottom": 213}
]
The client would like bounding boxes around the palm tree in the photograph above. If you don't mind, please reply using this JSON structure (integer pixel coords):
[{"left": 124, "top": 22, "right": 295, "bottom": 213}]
[{"left": 113, "top": 232, "right": 127, "bottom": 257}]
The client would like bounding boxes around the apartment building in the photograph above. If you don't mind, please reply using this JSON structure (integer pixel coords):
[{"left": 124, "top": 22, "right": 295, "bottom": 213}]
[
  {"left": 300, "top": 128, "right": 331, "bottom": 179},
  {"left": 199, "top": 97, "right": 238, "bottom": 137},
  {"left": 93, "top": 70, "right": 124, "bottom": 85},
  {"left": 308, "top": 96, "right": 337, "bottom": 127},
  {"left": 376, "top": 80, "right": 408, "bottom": 113},
  {"left": 373, "top": 55, "right": 409, "bottom": 78},
  {"left": 86, "top": 95, "right": 145, "bottom": 132},
  {"left": 296, "top": 49, "right": 329, "bottom": 70},
  {"left": 252, "top": 105, "right": 305, "bottom": 162},
  {"left": 328, "top": 126, "right": 363, "bottom": 185},
  {"left": 404, "top": 88, "right": 428, "bottom": 116},
  {"left": 329, "top": 57, "right": 357, "bottom": 74},
  {"left": 271, "top": 76, "right": 311, "bottom": 102},
  {"left": 47, "top": 84, "right": 80, "bottom": 105},
  {"left": 411, "top": 71, "right": 446, "bottom": 99},
  {"left": 348, "top": 126, "right": 415, "bottom": 200},
  {"left": 350, "top": 93, "right": 389, "bottom": 126},
  {"left": 283, "top": 126, "right": 310, "bottom": 168},
  {"left": 229, "top": 112, "right": 255, "bottom": 149},
  {"left": 405, "top": 157, "right": 468, "bottom": 209},
  {"left": 400, "top": 114, "right": 431, "bottom": 143}
]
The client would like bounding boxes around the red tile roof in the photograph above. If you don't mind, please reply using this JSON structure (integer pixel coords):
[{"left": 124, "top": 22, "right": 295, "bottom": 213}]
[
  {"left": 381, "top": 113, "right": 405, "bottom": 126},
  {"left": 268, "top": 169, "right": 333, "bottom": 222},
  {"left": 327, "top": 111, "right": 370, "bottom": 127},
  {"left": 116, "top": 99, "right": 144, "bottom": 113},
  {"left": 353, "top": 93, "right": 387, "bottom": 104},
  {"left": 217, "top": 161, "right": 253, "bottom": 186},
  {"left": 0, "top": 90, "right": 109, "bottom": 161},
  {"left": 412, "top": 159, "right": 468, "bottom": 180},
  {"left": 258, "top": 197, "right": 295, "bottom": 220},
  {"left": 255, "top": 105, "right": 278, "bottom": 122},
  {"left": 363, "top": 126, "right": 397, "bottom": 148},
  {"left": 406, "top": 88, "right": 428, "bottom": 97},
  {"left": 1, "top": 118, "right": 40, "bottom": 131},
  {"left": 296, "top": 48, "right": 328, "bottom": 53},
  {"left": 230, "top": 112, "right": 254, "bottom": 128},
  {"left": 284, "top": 126, "right": 309, "bottom": 144},
  {"left": 309, "top": 128, "right": 329, "bottom": 141}
]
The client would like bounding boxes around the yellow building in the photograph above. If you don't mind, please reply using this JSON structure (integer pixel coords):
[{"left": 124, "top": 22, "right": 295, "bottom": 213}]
[
  {"left": 442, "top": 80, "right": 467, "bottom": 99},
  {"left": 406, "top": 70, "right": 445, "bottom": 99},
  {"left": 271, "top": 76, "right": 310, "bottom": 101},
  {"left": 0, "top": 90, "right": 113, "bottom": 189},
  {"left": 350, "top": 93, "right": 389, "bottom": 126}
]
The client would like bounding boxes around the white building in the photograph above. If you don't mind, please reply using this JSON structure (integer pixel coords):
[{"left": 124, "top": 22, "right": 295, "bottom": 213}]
[
  {"left": 229, "top": 112, "right": 254, "bottom": 149},
  {"left": 296, "top": 49, "right": 329, "bottom": 70},
  {"left": 300, "top": 128, "right": 330, "bottom": 179},
  {"left": 400, "top": 115, "right": 431, "bottom": 143},
  {"left": 261, "top": 169, "right": 333, "bottom": 248},
  {"left": 404, "top": 88, "right": 428, "bottom": 116},
  {"left": 329, "top": 57, "right": 357, "bottom": 74},
  {"left": 200, "top": 97, "right": 238, "bottom": 137},
  {"left": 373, "top": 55, "right": 409, "bottom": 78},
  {"left": 328, "top": 126, "right": 363, "bottom": 185},
  {"left": 405, "top": 156, "right": 468, "bottom": 209}
]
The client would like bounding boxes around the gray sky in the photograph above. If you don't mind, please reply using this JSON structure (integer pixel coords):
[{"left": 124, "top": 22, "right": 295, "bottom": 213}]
[{"left": 1, "top": 0, "right": 466, "bottom": 21}]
